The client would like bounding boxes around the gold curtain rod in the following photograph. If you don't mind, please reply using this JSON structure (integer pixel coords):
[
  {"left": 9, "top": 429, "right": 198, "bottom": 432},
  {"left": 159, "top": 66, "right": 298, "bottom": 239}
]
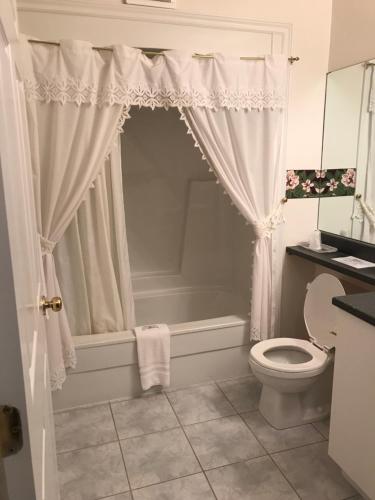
[{"left": 27, "top": 39, "right": 300, "bottom": 64}]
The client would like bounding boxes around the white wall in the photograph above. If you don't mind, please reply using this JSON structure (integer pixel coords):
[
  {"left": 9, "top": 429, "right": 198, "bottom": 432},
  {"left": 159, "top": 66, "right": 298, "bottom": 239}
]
[
  {"left": 122, "top": 107, "right": 250, "bottom": 300},
  {"left": 329, "top": 0, "right": 375, "bottom": 71},
  {"left": 17, "top": 0, "right": 333, "bottom": 338}
]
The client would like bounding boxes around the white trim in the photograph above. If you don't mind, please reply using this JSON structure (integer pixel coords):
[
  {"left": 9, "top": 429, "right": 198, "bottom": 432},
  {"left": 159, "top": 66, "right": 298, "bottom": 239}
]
[
  {"left": 0, "top": 0, "right": 18, "bottom": 42},
  {"left": 125, "top": 0, "right": 176, "bottom": 9},
  {"left": 17, "top": 0, "right": 291, "bottom": 53}
]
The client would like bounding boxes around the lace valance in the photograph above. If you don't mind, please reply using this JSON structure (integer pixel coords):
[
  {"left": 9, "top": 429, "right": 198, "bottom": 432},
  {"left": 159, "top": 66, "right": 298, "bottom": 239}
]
[{"left": 21, "top": 40, "right": 288, "bottom": 111}]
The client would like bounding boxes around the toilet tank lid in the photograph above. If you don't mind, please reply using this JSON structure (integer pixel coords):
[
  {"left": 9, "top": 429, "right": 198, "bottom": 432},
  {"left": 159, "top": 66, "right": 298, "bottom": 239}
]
[{"left": 304, "top": 273, "right": 345, "bottom": 351}]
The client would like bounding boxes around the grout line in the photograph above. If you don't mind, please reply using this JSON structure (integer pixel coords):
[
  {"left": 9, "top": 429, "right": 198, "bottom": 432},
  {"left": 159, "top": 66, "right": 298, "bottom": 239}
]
[
  {"left": 117, "top": 424, "right": 181, "bottom": 442},
  {"left": 54, "top": 399, "right": 114, "bottom": 415},
  {"left": 163, "top": 380, "right": 217, "bottom": 395},
  {"left": 213, "top": 382, "right": 303, "bottom": 500},
  {"left": 213, "top": 380, "right": 245, "bottom": 415},
  {"left": 237, "top": 408, "right": 261, "bottom": 416},
  {"left": 311, "top": 420, "right": 330, "bottom": 440},
  {"left": 239, "top": 414, "right": 326, "bottom": 454},
  {"left": 56, "top": 378, "right": 341, "bottom": 500},
  {"left": 269, "top": 440, "right": 329, "bottom": 459},
  {"left": 164, "top": 392, "right": 218, "bottom": 500},
  {"left": 130, "top": 471, "right": 208, "bottom": 493},
  {"left": 110, "top": 389, "right": 165, "bottom": 406},
  {"left": 95, "top": 490, "right": 133, "bottom": 500},
  {"left": 109, "top": 403, "right": 133, "bottom": 494},
  {"left": 163, "top": 375, "right": 256, "bottom": 396},
  {"left": 180, "top": 412, "right": 237, "bottom": 428},
  {"left": 268, "top": 453, "right": 303, "bottom": 500},
  {"left": 56, "top": 438, "right": 120, "bottom": 456},
  {"left": 199, "top": 455, "right": 269, "bottom": 475}
]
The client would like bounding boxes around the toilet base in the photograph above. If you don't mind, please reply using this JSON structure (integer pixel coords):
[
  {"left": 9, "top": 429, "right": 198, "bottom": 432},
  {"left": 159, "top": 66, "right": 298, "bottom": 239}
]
[{"left": 259, "top": 384, "right": 330, "bottom": 429}]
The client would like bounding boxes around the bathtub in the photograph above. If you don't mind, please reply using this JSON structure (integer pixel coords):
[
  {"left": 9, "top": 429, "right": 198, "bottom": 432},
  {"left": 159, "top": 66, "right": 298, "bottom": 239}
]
[{"left": 52, "top": 287, "right": 251, "bottom": 410}]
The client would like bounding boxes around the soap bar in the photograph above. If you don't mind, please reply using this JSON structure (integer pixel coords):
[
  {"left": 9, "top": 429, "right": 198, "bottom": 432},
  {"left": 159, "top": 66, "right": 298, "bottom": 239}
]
[{"left": 331, "top": 256, "right": 375, "bottom": 269}]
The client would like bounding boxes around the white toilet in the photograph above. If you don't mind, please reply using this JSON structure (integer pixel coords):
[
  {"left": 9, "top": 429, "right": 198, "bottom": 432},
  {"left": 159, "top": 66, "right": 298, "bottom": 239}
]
[{"left": 249, "top": 273, "right": 345, "bottom": 429}]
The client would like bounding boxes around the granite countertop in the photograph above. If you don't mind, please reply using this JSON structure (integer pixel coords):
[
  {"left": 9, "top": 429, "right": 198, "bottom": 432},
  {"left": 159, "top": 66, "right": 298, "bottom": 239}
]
[
  {"left": 332, "top": 292, "right": 375, "bottom": 327},
  {"left": 286, "top": 246, "right": 375, "bottom": 286}
]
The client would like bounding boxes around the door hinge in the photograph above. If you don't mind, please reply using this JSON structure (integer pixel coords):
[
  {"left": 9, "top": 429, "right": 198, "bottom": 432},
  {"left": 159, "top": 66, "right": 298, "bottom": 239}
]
[{"left": 0, "top": 406, "right": 23, "bottom": 458}]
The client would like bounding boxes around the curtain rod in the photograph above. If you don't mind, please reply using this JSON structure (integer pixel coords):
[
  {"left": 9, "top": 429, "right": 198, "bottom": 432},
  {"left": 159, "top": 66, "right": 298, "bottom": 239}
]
[{"left": 27, "top": 39, "right": 300, "bottom": 64}]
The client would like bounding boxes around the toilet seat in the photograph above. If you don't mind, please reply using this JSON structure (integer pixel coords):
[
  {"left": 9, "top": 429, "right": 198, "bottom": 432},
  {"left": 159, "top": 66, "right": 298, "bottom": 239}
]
[
  {"left": 249, "top": 338, "right": 328, "bottom": 374},
  {"left": 249, "top": 273, "right": 345, "bottom": 376}
]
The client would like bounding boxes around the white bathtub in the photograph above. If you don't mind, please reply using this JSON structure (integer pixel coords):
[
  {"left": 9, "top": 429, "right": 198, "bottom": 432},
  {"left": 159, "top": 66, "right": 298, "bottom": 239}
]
[
  {"left": 134, "top": 286, "right": 248, "bottom": 324},
  {"left": 53, "top": 287, "right": 251, "bottom": 411}
]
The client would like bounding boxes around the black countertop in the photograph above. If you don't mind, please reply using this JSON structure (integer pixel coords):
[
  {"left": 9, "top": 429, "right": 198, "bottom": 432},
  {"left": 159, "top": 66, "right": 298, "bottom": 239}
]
[
  {"left": 286, "top": 245, "right": 375, "bottom": 327},
  {"left": 332, "top": 293, "right": 375, "bottom": 327},
  {"left": 286, "top": 246, "right": 375, "bottom": 286}
]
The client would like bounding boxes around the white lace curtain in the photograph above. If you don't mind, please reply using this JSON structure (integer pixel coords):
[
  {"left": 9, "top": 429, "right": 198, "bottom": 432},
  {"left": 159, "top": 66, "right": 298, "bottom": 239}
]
[
  {"left": 21, "top": 40, "right": 288, "bottom": 388},
  {"left": 180, "top": 107, "right": 286, "bottom": 340},
  {"left": 20, "top": 40, "right": 128, "bottom": 389},
  {"left": 55, "top": 137, "right": 135, "bottom": 336}
]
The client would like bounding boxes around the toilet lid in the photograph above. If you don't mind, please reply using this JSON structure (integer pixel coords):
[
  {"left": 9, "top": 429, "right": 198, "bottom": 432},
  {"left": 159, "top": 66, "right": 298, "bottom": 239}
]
[{"left": 304, "top": 273, "right": 345, "bottom": 351}]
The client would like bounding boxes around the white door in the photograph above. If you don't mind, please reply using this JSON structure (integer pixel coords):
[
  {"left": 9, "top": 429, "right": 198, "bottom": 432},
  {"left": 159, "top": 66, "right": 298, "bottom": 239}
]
[{"left": 0, "top": 7, "right": 60, "bottom": 500}]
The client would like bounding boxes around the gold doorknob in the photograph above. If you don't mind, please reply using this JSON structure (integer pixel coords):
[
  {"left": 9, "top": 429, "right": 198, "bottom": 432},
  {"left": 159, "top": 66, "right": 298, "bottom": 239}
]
[{"left": 40, "top": 296, "right": 63, "bottom": 316}]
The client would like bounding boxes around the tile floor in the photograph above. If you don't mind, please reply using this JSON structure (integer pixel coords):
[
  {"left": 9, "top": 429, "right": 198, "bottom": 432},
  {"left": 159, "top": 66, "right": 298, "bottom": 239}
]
[{"left": 55, "top": 376, "right": 362, "bottom": 500}]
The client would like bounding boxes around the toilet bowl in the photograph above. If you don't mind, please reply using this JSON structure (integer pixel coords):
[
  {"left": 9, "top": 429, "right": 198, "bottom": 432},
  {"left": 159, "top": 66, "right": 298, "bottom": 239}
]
[{"left": 249, "top": 273, "right": 345, "bottom": 429}]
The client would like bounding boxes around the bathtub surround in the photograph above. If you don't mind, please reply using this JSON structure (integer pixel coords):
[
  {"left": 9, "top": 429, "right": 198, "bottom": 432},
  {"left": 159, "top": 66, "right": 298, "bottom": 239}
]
[
  {"left": 134, "top": 324, "right": 170, "bottom": 390},
  {"left": 19, "top": 39, "right": 127, "bottom": 389}
]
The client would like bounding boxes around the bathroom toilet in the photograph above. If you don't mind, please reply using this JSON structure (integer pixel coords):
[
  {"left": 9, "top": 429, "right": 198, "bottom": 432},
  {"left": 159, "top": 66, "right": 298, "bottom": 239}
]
[{"left": 249, "top": 273, "right": 345, "bottom": 429}]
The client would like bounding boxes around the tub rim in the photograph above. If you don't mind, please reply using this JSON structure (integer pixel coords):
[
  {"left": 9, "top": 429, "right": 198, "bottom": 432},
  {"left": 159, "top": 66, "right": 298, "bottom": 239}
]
[{"left": 73, "top": 314, "right": 249, "bottom": 349}]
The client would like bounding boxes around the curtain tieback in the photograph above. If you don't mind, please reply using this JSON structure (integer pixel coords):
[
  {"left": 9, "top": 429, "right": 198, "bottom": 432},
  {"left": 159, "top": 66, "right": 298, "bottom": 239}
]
[
  {"left": 40, "top": 235, "right": 56, "bottom": 254},
  {"left": 253, "top": 198, "right": 287, "bottom": 240}
]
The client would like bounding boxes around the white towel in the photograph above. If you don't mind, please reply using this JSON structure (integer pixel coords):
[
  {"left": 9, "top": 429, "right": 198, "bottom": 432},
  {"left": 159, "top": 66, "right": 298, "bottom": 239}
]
[{"left": 134, "top": 324, "right": 171, "bottom": 391}]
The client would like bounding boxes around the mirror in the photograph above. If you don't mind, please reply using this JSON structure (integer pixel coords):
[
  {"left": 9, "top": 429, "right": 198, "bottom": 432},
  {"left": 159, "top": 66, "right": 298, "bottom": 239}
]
[{"left": 318, "top": 59, "right": 375, "bottom": 244}]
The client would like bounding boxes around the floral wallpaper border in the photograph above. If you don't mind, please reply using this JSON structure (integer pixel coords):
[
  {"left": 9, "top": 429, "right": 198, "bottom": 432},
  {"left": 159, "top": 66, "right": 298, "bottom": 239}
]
[{"left": 285, "top": 168, "right": 356, "bottom": 199}]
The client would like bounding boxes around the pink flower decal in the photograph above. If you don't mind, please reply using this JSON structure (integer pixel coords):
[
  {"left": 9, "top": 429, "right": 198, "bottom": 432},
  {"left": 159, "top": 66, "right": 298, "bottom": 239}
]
[
  {"left": 341, "top": 168, "right": 356, "bottom": 188},
  {"left": 302, "top": 179, "right": 314, "bottom": 192},
  {"left": 286, "top": 170, "right": 300, "bottom": 190},
  {"left": 315, "top": 169, "right": 326, "bottom": 179},
  {"left": 326, "top": 178, "right": 338, "bottom": 191}
]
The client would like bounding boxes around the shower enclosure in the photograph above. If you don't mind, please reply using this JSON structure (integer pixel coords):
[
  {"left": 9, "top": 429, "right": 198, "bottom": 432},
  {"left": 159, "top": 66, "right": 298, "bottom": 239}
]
[
  {"left": 53, "top": 107, "right": 252, "bottom": 409},
  {"left": 123, "top": 107, "right": 251, "bottom": 326}
]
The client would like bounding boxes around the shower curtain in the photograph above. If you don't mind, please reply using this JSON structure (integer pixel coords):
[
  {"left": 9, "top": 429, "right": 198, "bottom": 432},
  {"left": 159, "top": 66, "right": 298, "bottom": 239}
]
[
  {"left": 21, "top": 40, "right": 288, "bottom": 387},
  {"left": 180, "top": 107, "right": 286, "bottom": 340},
  {"left": 55, "top": 137, "right": 135, "bottom": 336},
  {"left": 20, "top": 40, "right": 131, "bottom": 389}
]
